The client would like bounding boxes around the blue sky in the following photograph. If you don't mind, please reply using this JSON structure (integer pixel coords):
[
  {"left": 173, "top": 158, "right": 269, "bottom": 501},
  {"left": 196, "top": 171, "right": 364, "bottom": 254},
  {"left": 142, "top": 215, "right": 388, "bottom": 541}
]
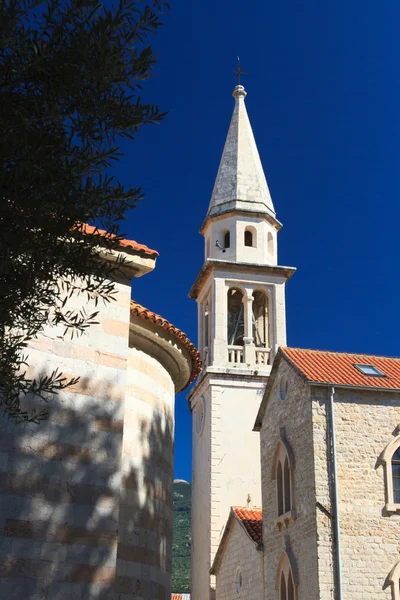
[{"left": 113, "top": 0, "right": 400, "bottom": 481}]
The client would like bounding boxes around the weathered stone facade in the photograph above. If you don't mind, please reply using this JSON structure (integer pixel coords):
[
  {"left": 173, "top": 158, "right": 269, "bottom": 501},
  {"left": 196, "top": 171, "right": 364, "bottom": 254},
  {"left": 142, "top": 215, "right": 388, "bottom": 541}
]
[
  {"left": 258, "top": 358, "right": 319, "bottom": 600},
  {"left": 0, "top": 246, "right": 200, "bottom": 600},
  {"left": 312, "top": 385, "right": 400, "bottom": 600},
  {"left": 212, "top": 517, "right": 263, "bottom": 600},
  {"left": 255, "top": 350, "right": 400, "bottom": 600}
]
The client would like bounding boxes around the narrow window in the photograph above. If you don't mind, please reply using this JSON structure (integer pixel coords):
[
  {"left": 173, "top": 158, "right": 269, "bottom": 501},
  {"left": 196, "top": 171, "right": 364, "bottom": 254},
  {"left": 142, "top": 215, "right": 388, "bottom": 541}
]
[
  {"left": 386, "top": 561, "right": 400, "bottom": 600},
  {"left": 268, "top": 232, "right": 273, "bottom": 256},
  {"left": 227, "top": 288, "right": 244, "bottom": 346},
  {"left": 224, "top": 230, "right": 230, "bottom": 249},
  {"left": 276, "top": 552, "right": 298, "bottom": 600},
  {"left": 280, "top": 572, "right": 286, "bottom": 600},
  {"left": 392, "top": 448, "right": 400, "bottom": 504},
  {"left": 244, "top": 230, "right": 253, "bottom": 247},
  {"left": 288, "top": 572, "right": 294, "bottom": 600},
  {"left": 277, "top": 461, "right": 284, "bottom": 516},
  {"left": 252, "top": 290, "right": 268, "bottom": 348},
  {"left": 284, "top": 456, "right": 291, "bottom": 513},
  {"left": 273, "top": 439, "right": 295, "bottom": 521}
]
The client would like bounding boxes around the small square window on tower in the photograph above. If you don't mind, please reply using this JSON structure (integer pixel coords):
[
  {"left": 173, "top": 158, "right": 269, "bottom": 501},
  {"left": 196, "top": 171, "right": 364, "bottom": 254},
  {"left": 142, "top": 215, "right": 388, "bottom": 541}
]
[{"left": 353, "top": 363, "right": 385, "bottom": 377}]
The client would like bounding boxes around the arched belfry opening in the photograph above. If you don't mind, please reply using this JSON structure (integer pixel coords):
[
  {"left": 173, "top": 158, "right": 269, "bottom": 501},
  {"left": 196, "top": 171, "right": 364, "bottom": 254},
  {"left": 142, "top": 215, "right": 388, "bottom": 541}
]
[
  {"left": 252, "top": 290, "right": 269, "bottom": 348},
  {"left": 268, "top": 231, "right": 274, "bottom": 256},
  {"left": 227, "top": 288, "right": 244, "bottom": 346},
  {"left": 244, "top": 229, "right": 253, "bottom": 247},
  {"left": 244, "top": 226, "right": 256, "bottom": 248},
  {"left": 224, "top": 230, "right": 230, "bottom": 249}
]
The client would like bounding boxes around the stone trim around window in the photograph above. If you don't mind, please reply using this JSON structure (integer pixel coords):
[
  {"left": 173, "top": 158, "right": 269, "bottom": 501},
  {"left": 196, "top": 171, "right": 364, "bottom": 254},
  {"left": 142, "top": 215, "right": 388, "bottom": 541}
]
[
  {"left": 272, "top": 428, "right": 296, "bottom": 529},
  {"left": 275, "top": 546, "right": 299, "bottom": 600},
  {"left": 384, "top": 561, "right": 400, "bottom": 600},
  {"left": 380, "top": 432, "right": 400, "bottom": 514}
]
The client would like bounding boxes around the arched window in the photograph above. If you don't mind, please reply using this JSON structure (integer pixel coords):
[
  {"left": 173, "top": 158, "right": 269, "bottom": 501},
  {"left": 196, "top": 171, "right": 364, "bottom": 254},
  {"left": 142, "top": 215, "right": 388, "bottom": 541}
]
[
  {"left": 276, "top": 550, "right": 298, "bottom": 600},
  {"left": 277, "top": 461, "right": 283, "bottom": 516},
  {"left": 392, "top": 447, "right": 400, "bottom": 504},
  {"left": 385, "top": 561, "right": 400, "bottom": 600},
  {"left": 287, "top": 571, "right": 295, "bottom": 600},
  {"left": 284, "top": 456, "right": 291, "bottom": 513},
  {"left": 379, "top": 434, "right": 400, "bottom": 512},
  {"left": 244, "top": 226, "right": 256, "bottom": 248},
  {"left": 224, "top": 230, "right": 230, "bottom": 249},
  {"left": 252, "top": 290, "right": 268, "bottom": 348},
  {"left": 280, "top": 572, "right": 286, "bottom": 600},
  {"left": 206, "top": 238, "right": 210, "bottom": 258},
  {"left": 244, "top": 230, "right": 253, "bottom": 247},
  {"left": 227, "top": 288, "right": 244, "bottom": 347},
  {"left": 268, "top": 231, "right": 274, "bottom": 256},
  {"left": 272, "top": 438, "right": 295, "bottom": 522}
]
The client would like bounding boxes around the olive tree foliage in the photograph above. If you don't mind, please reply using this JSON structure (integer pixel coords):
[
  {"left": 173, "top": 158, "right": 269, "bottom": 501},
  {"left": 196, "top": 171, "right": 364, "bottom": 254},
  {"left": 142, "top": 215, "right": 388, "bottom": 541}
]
[{"left": 0, "top": 0, "right": 168, "bottom": 423}]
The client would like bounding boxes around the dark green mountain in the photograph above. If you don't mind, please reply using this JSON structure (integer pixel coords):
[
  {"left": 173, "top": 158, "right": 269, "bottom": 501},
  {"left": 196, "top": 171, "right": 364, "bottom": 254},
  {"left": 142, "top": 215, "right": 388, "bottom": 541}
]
[{"left": 172, "top": 480, "right": 191, "bottom": 593}]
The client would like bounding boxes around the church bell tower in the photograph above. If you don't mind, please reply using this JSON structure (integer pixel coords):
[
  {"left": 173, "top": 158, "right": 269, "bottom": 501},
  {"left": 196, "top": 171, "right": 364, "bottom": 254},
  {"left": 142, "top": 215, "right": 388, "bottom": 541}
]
[{"left": 188, "top": 84, "right": 295, "bottom": 600}]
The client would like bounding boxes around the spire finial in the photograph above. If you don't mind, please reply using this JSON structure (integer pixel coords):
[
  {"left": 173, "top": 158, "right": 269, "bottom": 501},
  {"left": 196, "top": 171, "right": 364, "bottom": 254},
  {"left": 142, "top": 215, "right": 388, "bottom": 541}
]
[
  {"left": 233, "top": 57, "right": 247, "bottom": 86},
  {"left": 232, "top": 57, "right": 247, "bottom": 99}
]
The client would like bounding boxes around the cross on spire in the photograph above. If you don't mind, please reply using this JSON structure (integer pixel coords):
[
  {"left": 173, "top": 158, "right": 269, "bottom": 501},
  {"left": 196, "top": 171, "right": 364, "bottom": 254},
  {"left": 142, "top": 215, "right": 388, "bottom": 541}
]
[{"left": 233, "top": 57, "right": 247, "bottom": 86}]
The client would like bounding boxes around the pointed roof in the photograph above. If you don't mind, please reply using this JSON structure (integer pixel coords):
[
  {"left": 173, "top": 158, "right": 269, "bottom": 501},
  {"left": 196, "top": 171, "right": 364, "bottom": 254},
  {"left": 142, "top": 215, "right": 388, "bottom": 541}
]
[
  {"left": 210, "top": 506, "right": 263, "bottom": 575},
  {"left": 207, "top": 85, "right": 275, "bottom": 220}
]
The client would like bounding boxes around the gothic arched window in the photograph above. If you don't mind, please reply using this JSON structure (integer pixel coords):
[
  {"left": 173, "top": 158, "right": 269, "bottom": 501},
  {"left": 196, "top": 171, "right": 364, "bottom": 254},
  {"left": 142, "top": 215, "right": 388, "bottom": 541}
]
[
  {"left": 252, "top": 290, "right": 268, "bottom": 348},
  {"left": 227, "top": 288, "right": 244, "bottom": 347},
  {"left": 385, "top": 561, "right": 400, "bottom": 600},
  {"left": 272, "top": 438, "right": 295, "bottom": 522},
  {"left": 379, "top": 434, "right": 400, "bottom": 512},
  {"left": 276, "top": 550, "right": 298, "bottom": 600},
  {"left": 392, "top": 447, "right": 400, "bottom": 504}
]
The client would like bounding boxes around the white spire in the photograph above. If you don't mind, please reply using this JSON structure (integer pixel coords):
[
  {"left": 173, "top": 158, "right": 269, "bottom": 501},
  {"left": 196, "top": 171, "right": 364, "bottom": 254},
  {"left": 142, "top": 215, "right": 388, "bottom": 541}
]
[{"left": 207, "top": 85, "right": 275, "bottom": 219}]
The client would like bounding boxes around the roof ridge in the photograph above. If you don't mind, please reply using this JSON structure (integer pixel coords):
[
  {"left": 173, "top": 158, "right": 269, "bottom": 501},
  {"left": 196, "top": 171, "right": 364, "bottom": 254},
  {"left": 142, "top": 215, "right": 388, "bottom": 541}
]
[
  {"left": 281, "top": 346, "right": 400, "bottom": 391},
  {"left": 81, "top": 224, "right": 159, "bottom": 258},
  {"left": 130, "top": 300, "right": 202, "bottom": 390},
  {"left": 282, "top": 346, "right": 400, "bottom": 361}
]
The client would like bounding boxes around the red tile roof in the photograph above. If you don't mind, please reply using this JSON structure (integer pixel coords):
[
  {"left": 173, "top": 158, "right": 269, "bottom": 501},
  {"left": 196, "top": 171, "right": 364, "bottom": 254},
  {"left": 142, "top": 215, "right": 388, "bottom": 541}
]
[
  {"left": 211, "top": 506, "right": 263, "bottom": 574},
  {"left": 130, "top": 301, "right": 202, "bottom": 389},
  {"left": 232, "top": 507, "right": 263, "bottom": 544},
  {"left": 282, "top": 347, "right": 400, "bottom": 390},
  {"left": 81, "top": 224, "right": 159, "bottom": 258}
]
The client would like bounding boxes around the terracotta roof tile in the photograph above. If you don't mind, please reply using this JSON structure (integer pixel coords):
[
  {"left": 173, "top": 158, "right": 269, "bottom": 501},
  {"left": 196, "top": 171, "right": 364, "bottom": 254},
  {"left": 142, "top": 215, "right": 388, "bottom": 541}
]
[
  {"left": 130, "top": 301, "right": 202, "bottom": 390},
  {"left": 232, "top": 507, "right": 263, "bottom": 544},
  {"left": 81, "top": 224, "right": 159, "bottom": 258},
  {"left": 282, "top": 347, "right": 400, "bottom": 390}
]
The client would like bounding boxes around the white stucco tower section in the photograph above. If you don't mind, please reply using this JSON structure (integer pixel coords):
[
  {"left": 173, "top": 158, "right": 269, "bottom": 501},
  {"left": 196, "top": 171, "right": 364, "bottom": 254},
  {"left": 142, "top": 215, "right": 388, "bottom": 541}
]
[{"left": 189, "top": 85, "right": 296, "bottom": 600}]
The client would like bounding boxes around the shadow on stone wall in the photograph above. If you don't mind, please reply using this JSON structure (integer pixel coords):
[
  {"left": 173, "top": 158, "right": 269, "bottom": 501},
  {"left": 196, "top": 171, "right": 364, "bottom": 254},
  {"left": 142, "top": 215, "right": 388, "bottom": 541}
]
[{"left": 0, "top": 372, "right": 173, "bottom": 600}]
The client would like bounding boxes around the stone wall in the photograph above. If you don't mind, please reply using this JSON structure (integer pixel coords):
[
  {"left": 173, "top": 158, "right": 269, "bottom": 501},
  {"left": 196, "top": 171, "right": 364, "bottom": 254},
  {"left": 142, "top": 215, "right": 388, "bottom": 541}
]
[
  {"left": 0, "top": 273, "right": 190, "bottom": 600},
  {"left": 0, "top": 277, "right": 131, "bottom": 600},
  {"left": 214, "top": 518, "right": 263, "bottom": 600},
  {"left": 190, "top": 370, "right": 264, "bottom": 600},
  {"left": 191, "top": 377, "right": 212, "bottom": 600},
  {"left": 312, "top": 385, "right": 400, "bottom": 600},
  {"left": 116, "top": 345, "right": 175, "bottom": 600},
  {"left": 260, "top": 359, "right": 320, "bottom": 600}
]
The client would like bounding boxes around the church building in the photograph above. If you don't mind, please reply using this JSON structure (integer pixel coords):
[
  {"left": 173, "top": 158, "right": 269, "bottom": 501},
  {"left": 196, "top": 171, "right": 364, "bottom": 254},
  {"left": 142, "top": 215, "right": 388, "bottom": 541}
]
[
  {"left": 189, "top": 82, "right": 400, "bottom": 600},
  {"left": 188, "top": 82, "right": 295, "bottom": 599}
]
